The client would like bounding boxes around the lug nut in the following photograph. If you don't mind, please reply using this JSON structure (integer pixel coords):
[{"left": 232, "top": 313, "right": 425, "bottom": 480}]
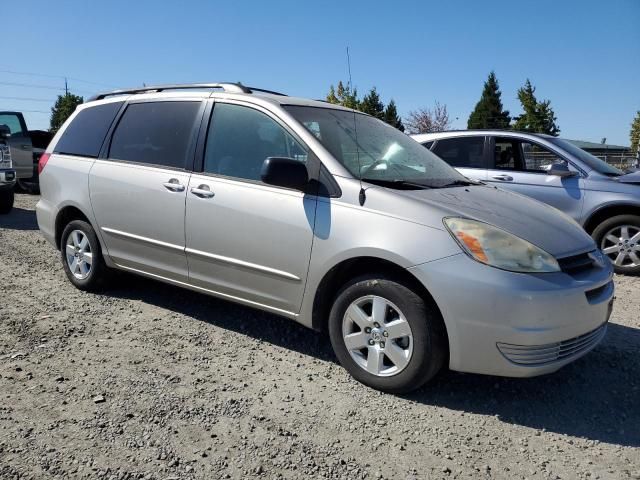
[
  {"left": 368, "top": 339, "right": 374, "bottom": 346},
  {"left": 380, "top": 342, "right": 385, "bottom": 349},
  {"left": 365, "top": 327, "right": 371, "bottom": 334},
  {"left": 373, "top": 322, "right": 380, "bottom": 328},
  {"left": 383, "top": 331, "right": 389, "bottom": 337}
]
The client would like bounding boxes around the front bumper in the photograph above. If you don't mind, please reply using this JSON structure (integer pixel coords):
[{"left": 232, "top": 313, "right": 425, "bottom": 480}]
[
  {"left": 409, "top": 253, "right": 614, "bottom": 378},
  {"left": 0, "top": 169, "right": 16, "bottom": 189}
]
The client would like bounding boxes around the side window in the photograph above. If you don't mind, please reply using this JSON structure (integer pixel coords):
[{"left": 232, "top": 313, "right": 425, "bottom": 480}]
[
  {"left": 0, "top": 113, "right": 26, "bottom": 137},
  {"left": 493, "top": 138, "right": 520, "bottom": 170},
  {"left": 421, "top": 141, "right": 434, "bottom": 149},
  {"left": 109, "top": 101, "right": 201, "bottom": 169},
  {"left": 54, "top": 102, "right": 123, "bottom": 157},
  {"left": 520, "top": 141, "right": 566, "bottom": 172},
  {"left": 204, "top": 103, "right": 307, "bottom": 182},
  {"left": 432, "top": 137, "right": 485, "bottom": 168}
]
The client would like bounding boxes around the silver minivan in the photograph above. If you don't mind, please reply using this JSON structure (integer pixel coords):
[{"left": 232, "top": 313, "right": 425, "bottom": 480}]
[
  {"left": 412, "top": 130, "right": 640, "bottom": 275},
  {"left": 37, "top": 84, "right": 614, "bottom": 393}
]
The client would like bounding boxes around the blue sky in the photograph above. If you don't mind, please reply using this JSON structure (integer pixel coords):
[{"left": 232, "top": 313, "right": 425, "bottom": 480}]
[{"left": 4, "top": 0, "right": 639, "bottom": 145}]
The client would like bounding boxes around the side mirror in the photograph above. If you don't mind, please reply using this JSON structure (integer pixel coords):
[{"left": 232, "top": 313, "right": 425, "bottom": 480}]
[
  {"left": 0, "top": 125, "right": 10, "bottom": 139},
  {"left": 261, "top": 157, "right": 309, "bottom": 191},
  {"left": 547, "top": 162, "right": 576, "bottom": 178}
]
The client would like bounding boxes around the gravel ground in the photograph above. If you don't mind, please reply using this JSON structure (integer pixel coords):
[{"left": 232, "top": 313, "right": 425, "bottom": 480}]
[{"left": 1, "top": 193, "right": 638, "bottom": 480}]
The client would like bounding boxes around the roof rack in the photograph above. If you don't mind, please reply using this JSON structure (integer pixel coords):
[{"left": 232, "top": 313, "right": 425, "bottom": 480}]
[{"left": 89, "top": 83, "right": 287, "bottom": 101}]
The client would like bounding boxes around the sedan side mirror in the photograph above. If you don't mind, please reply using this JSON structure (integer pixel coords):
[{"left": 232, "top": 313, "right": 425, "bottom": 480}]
[
  {"left": 261, "top": 157, "right": 309, "bottom": 191},
  {"left": 547, "top": 162, "right": 576, "bottom": 178}
]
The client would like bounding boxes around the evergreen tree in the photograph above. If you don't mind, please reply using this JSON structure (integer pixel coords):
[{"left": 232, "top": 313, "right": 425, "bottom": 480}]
[
  {"left": 630, "top": 111, "right": 640, "bottom": 155},
  {"left": 383, "top": 99, "right": 404, "bottom": 132},
  {"left": 467, "top": 71, "right": 511, "bottom": 129},
  {"left": 326, "top": 81, "right": 359, "bottom": 109},
  {"left": 50, "top": 93, "right": 83, "bottom": 132},
  {"left": 513, "top": 79, "right": 560, "bottom": 136},
  {"left": 360, "top": 87, "right": 385, "bottom": 120},
  {"left": 326, "top": 85, "right": 339, "bottom": 104}
]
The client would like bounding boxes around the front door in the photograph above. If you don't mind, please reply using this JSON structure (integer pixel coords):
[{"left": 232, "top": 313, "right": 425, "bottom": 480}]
[
  {"left": 486, "top": 136, "right": 585, "bottom": 222},
  {"left": 89, "top": 100, "right": 203, "bottom": 282},
  {"left": 185, "top": 102, "right": 317, "bottom": 315}
]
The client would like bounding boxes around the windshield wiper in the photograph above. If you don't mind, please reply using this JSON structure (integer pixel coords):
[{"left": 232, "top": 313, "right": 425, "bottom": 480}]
[
  {"left": 361, "top": 178, "right": 432, "bottom": 189},
  {"left": 433, "top": 179, "right": 483, "bottom": 188}
]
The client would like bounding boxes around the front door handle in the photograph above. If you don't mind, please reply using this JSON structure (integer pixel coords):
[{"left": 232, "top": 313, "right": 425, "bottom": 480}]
[
  {"left": 492, "top": 174, "right": 514, "bottom": 181},
  {"left": 163, "top": 178, "right": 186, "bottom": 192},
  {"left": 191, "top": 184, "right": 215, "bottom": 198}
]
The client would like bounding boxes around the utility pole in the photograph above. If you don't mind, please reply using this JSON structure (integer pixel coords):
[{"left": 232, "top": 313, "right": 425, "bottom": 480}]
[{"left": 64, "top": 77, "right": 69, "bottom": 95}]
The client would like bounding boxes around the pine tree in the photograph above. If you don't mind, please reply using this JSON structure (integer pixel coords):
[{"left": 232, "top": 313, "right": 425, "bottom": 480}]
[
  {"left": 360, "top": 87, "right": 385, "bottom": 120},
  {"left": 467, "top": 71, "right": 511, "bottom": 129},
  {"left": 383, "top": 99, "right": 404, "bottom": 131},
  {"left": 50, "top": 92, "right": 83, "bottom": 132},
  {"left": 630, "top": 111, "right": 640, "bottom": 154},
  {"left": 335, "top": 81, "right": 359, "bottom": 109},
  {"left": 326, "top": 85, "right": 339, "bottom": 104},
  {"left": 513, "top": 79, "right": 560, "bottom": 136}
]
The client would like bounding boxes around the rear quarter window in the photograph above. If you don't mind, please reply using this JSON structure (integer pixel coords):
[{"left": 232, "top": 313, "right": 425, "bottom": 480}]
[{"left": 54, "top": 102, "right": 123, "bottom": 157}]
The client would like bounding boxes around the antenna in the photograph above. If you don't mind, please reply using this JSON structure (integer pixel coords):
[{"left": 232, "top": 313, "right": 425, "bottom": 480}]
[{"left": 346, "top": 47, "right": 366, "bottom": 206}]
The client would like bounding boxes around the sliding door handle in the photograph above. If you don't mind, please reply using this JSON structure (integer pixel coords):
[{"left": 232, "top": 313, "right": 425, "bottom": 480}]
[
  {"left": 163, "top": 179, "right": 186, "bottom": 192},
  {"left": 191, "top": 185, "right": 215, "bottom": 198},
  {"left": 491, "top": 174, "right": 513, "bottom": 181}
]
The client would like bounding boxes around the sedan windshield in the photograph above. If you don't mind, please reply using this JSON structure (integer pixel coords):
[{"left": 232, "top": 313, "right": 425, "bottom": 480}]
[
  {"left": 284, "top": 106, "right": 470, "bottom": 188},
  {"left": 549, "top": 138, "right": 624, "bottom": 176}
]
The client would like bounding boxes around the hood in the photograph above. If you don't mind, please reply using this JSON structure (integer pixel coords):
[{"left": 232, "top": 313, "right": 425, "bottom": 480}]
[
  {"left": 617, "top": 170, "right": 640, "bottom": 184},
  {"left": 394, "top": 185, "right": 595, "bottom": 258}
]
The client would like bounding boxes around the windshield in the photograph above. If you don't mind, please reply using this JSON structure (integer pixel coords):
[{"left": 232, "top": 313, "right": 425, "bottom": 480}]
[
  {"left": 284, "top": 106, "right": 469, "bottom": 188},
  {"left": 549, "top": 138, "right": 624, "bottom": 176}
]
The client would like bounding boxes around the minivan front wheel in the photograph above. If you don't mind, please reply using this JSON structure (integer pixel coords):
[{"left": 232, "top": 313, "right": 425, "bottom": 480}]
[
  {"left": 60, "top": 220, "right": 109, "bottom": 291},
  {"left": 328, "top": 276, "right": 446, "bottom": 393},
  {"left": 593, "top": 215, "right": 640, "bottom": 275}
]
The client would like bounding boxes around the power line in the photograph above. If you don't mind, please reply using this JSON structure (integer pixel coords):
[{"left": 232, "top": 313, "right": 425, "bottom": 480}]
[
  {"left": 0, "top": 68, "right": 118, "bottom": 88},
  {"left": 0, "top": 80, "right": 93, "bottom": 94},
  {"left": 0, "top": 95, "right": 55, "bottom": 102}
]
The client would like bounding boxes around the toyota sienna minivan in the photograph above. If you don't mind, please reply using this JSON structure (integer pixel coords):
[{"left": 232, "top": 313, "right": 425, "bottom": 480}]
[{"left": 36, "top": 83, "right": 614, "bottom": 393}]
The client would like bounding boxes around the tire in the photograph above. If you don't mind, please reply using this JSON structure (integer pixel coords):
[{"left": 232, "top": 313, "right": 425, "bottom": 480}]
[
  {"left": 328, "top": 275, "right": 447, "bottom": 393},
  {"left": 0, "top": 188, "right": 14, "bottom": 214},
  {"left": 592, "top": 214, "right": 640, "bottom": 275},
  {"left": 60, "top": 220, "right": 110, "bottom": 291}
]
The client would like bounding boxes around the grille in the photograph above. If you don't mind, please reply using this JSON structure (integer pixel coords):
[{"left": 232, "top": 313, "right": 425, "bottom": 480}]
[
  {"left": 0, "top": 145, "right": 10, "bottom": 169},
  {"left": 497, "top": 323, "right": 607, "bottom": 366},
  {"left": 557, "top": 251, "right": 595, "bottom": 275}
]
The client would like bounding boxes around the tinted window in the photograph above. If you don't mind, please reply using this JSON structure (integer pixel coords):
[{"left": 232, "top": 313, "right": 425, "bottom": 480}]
[
  {"left": 549, "top": 138, "right": 623, "bottom": 176},
  {"left": 0, "top": 113, "right": 25, "bottom": 137},
  {"left": 492, "top": 137, "right": 567, "bottom": 172},
  {"left": 204, "top": 103, "right": 307, "bottom": 182},
  {"left": 432, "top": 137, "right": 486, "bottom": 168},
  {"left": 109, "top": 101, "right": 201, "bottom": 168},
  {"left": 54, "top": 102, "right": 123, "bottom": 157},
  {"left": 421, "top": 141, "right": 434, "bottom": 149}
]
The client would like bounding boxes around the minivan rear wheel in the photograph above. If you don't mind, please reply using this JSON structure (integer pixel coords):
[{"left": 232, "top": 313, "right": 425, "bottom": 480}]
[
  {"left": 593, "top": 215, "right": 640, "bottom": 275},
  {"left": 328, "top": 275, "right": 447, "bottom": 393},
  {"left": 60, "top": 220, "right": 109, "bottom": 291}
]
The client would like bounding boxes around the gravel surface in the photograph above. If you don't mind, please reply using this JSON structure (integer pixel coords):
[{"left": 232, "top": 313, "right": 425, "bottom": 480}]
[{"left": 1, "top": 193, "right": 638, "bottom": 480}]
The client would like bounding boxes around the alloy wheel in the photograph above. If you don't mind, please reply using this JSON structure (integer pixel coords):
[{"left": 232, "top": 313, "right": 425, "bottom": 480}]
[
  {"left": 65, "top": 230, "right": 93, "bottom": 280},
  {"left": 342, "top": 295, "right": 413, "bottom": 377},
  {"left": 600, "top": 225, "right": 640, "bottom": 268}
]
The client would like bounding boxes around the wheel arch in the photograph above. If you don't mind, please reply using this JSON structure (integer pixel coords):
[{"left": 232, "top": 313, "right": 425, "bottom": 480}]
[
  {"left": 311, "top": 256, "right": 447, "bottom": 340},
  {"left": 583, "top": 203, "right": 640, "bottom": 234},
  {"left": 54, "top": 204, "right": 95, "bottom": 250}
]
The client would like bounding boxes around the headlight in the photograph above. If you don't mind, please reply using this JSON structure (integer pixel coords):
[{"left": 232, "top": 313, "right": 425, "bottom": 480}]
[{"left": 443, "top": 217, "right": 560, "bottom": 273}]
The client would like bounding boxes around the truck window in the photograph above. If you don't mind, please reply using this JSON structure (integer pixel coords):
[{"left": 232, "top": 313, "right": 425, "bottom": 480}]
[
  {"left": 0, "top": 113, "right": 26, "bottom": 137},
  {"left": 54, "top": 102, "right": 123, "bottom": 158}
]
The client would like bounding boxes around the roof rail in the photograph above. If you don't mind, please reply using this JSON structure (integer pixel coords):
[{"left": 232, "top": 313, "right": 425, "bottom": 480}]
[{"left": 88, "top": 82, "right": 286, "bottom": 101}]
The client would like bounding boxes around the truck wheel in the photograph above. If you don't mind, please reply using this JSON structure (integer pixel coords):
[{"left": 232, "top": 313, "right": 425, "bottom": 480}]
[
  {"left": 328, "top": 275, "right": 447, "bottom": 393},
  {"left": 593, "top": 214, "right": 640, "bottom": 275},
  {"left": 60, "top": 220, "right": 110, "bottom": 291},
  {"left": 0, "top": 188, "right": 14, "bottom": 214}
]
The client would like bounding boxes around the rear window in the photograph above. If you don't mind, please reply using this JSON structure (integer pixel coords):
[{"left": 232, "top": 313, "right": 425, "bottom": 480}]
[
  {"left": 432, "top": 136, "right": 486, "bottom": 168},
  {"left": 109, "top": 101, "right": 201, "bottom": 169},
  {"left": 54, "top": 102, "right": 123, "bottom": 157}
]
